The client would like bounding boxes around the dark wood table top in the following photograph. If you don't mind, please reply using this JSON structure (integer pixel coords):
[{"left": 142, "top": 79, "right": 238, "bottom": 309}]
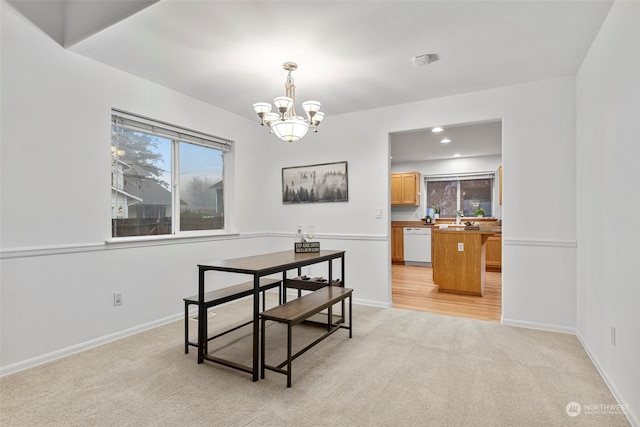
[{"left": 198, "top": 250, "right": 345, "bottom": 275}]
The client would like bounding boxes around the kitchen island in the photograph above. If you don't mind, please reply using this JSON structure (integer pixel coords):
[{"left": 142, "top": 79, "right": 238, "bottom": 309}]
[{"left": 432, "top": 228, "right": 496, "bottom": 296}]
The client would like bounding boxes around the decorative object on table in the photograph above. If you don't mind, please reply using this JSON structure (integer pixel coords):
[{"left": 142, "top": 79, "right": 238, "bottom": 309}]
[
  {"left": 464, "top": 221, "right": 480, "bottom": 230},
  {"left": 474, "top": 207, "right": 486, "bottom": 217},
  {"left": 432, "top": 206, "right": 440, "bottom": 219},
  {"left": 252, "top": 62, "right": 324, "bottom": 143},
  {"left": 424, "top": 216, "right": 433, "bottom": 224},
  {"left": 282, "top": 161, "right": 348, "bottom": 204},
  {"left": 295, "top": 241, "right": 320, "bottom": 253},
  {"left": 294, "top": 225, "right": 317, "bottom": 249},
  {"left": 455, "top": 210, "right": 464, "bottom": 225},
  {"left": 304, "top": 225, "right": 315, "bottom": 241}
]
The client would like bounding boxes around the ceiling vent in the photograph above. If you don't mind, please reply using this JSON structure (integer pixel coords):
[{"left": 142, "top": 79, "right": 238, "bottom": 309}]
[{"left": 412, "top": 53, "right": 438, "bottom": 66}]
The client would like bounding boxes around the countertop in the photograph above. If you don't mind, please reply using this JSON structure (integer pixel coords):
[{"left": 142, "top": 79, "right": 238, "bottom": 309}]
[
  {"left": 432, "top": 228, "right": 497, "bottom": 235},
  {"left": 392, "top": 220, "right": 501, "bottom": 233}
]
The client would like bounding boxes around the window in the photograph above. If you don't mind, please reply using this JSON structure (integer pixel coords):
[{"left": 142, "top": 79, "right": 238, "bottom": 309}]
[
  {"left": 111, "top": 110, "right": 231, "bottom": 238},
  {"left": 426, "top": 173, "right": 494, "bottom": 217}
]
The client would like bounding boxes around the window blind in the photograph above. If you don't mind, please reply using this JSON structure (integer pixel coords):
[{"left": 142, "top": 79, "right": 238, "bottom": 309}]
[
  {"left": 425, "top": 172, "right": 495, "bottom": 182},
  {"left": 111, "top": 109, "right": 232, "bottom": 152}
]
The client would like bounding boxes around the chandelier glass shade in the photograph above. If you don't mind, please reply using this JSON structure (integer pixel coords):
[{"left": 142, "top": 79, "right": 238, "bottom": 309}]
[{"left": 253, "top": 62, "right": 324, "bottom": 142}]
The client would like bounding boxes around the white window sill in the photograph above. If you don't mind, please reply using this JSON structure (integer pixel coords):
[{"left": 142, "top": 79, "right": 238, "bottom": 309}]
[{"left": 106, "top": 230, "right": 240, "bottom": 249}]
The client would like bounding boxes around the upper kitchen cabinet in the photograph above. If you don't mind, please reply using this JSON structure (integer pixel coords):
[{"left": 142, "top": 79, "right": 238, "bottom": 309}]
[{"left": 391, "top": 172, "right": 420, "bottom": 206}]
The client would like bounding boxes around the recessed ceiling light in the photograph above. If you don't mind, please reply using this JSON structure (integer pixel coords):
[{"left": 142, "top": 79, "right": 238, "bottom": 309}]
[
  {"left": 453, "top": 153, "right": 461, "bottom": 158},
  {"left": 432, "top": 127, "right": 443, "bottom": 133},
  {"left": 440, "top": 138, "right": 451, "bottom": 143}
]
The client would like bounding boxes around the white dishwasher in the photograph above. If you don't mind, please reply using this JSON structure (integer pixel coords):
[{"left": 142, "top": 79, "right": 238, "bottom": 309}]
[{"left": 403, "top": 227, "right": 432, "bottom": 266}]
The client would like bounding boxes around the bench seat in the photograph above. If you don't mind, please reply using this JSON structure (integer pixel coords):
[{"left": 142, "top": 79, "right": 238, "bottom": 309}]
[
  {"left": 183, "top": 278, "right": 281, "bottom": 353},
  {"left": 260, "top": 286, "right": 353, "bottom": 387}
]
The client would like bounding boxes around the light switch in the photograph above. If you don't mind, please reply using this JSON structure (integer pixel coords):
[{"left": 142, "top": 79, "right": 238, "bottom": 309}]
[
  {"left": 375, "top": 207, "right": 383, "bottom": 219},
  {"left": 458, "top": 242, "right": 464, "bottom": 251}
]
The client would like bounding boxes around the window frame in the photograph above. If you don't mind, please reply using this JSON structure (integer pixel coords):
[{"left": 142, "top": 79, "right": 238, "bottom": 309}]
[
  {"left": 425, "top": 172, "right": 495, "bottom": 218},
  {"left": 110, "top": 109, "right": 233, "bottom": 242}
]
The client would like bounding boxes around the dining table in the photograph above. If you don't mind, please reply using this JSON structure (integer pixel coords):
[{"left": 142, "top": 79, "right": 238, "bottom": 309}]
[{"left": 196, "top": 249, "right": 346, "bottom": 381}]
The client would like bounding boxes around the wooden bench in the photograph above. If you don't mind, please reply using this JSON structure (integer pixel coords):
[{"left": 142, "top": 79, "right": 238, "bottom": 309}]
[
  {"left": 183, "top": 278, "right": 281, "bottom": 354},
  {"left": 260, "top": 286, "right": 353, "bottom": 387}
]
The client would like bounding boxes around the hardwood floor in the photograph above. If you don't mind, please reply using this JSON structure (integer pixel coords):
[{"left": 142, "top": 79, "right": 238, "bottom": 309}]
[{"left": 392, "top": 264, "right": 502, "bottom": 322}]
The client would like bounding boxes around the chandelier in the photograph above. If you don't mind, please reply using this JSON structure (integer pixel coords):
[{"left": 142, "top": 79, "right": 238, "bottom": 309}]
[{"left": 253, "top": 62, "right": 324, "bottom": 142}]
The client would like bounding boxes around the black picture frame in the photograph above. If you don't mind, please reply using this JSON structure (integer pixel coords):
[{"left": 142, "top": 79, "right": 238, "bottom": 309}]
[{"left": 282, "top": 161, "right": 348, "bottom": 204}]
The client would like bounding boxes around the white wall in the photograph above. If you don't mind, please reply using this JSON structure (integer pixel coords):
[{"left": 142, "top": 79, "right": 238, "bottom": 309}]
[
  {"left": 390, "top": 155, "right": 502, "bottom": 221},
  {"left": 576, "top": 1, "right": 639, "bottom": 424},
  {"left": 2, "top": 0, "right": 581, "bottom": 377},
  {"left": 0, "top": 3, "right": 272, "bottom": 372},
  {"left": 266, "top": 76, "right": 578, "bottom": 333}
]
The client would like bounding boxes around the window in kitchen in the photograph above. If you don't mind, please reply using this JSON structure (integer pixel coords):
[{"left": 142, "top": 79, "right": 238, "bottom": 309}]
[
  {"left": 426, "top": 173, "right": 494, "bottom": 217},
  {"left": 111, "top": 110, "right": 232, "bottom": 238}
]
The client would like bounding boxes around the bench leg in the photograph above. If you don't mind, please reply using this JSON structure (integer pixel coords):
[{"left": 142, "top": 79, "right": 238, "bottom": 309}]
[
  {"left": 287, "top": 324, "right": 292, "bottom": 388},
  {"left": 184, "top": 301, "right": 190, "bottom": 354},
  {"left": 204, "top": 304, "right": 209, "bottom": 355},
  {"left": 349, "top": 294, "right": 353, "bottom": 338},
  {"left": 260, "top": 318, "right": 266, "bottom": 379}
]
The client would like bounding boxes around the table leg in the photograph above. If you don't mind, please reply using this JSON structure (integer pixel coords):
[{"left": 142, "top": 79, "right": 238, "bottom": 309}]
[
  {"left": 282, "top": 270, "right": 288, "bottom": 303},
  {"left": 253, "top": 274, "right": 260, "bottom": 382}
]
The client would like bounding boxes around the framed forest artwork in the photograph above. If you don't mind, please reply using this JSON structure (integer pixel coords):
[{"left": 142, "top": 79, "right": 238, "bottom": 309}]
[{"left": 282, "top": 161, "right": 348, "bottom": 204}]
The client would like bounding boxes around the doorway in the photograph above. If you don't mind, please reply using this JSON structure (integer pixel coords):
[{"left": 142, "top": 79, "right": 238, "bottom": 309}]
[{"left": 389, "top": 120, "right": 503, "bottom": 322}]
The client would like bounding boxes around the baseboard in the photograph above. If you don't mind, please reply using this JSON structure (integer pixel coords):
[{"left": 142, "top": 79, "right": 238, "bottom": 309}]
[
  {"left": 0, "top": 312, "right": 183, "bottom": 377},
  {"left": 576, "top": 331, "right": 637, "bottom": 427},
  {"left": 501, "top": 317, "right": 576, "bottom": 334},
  {"left": 353, "top": 298, "right": 392, "bottom": 308}
]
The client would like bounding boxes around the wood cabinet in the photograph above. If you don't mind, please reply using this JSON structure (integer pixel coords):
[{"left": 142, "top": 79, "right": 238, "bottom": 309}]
[
  {"left": 432, "top": 229, "right": 494, "bottom": 296},
  {"left": 485, "top": 233, "right": 502, "bottom": 272},
  {"left": 391, "top": 225, "right": 404, "bottom": 263},
  {"left": 391, "top": 172, "right": 420, "bottom": 206}
]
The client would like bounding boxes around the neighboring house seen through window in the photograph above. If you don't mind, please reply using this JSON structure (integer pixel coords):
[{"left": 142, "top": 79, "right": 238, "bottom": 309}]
[{"left": 111, "top": 110, "right": 231, "bottom": 238}]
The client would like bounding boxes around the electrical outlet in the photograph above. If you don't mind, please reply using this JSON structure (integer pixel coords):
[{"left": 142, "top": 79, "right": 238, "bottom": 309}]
[
  {"left": 458, "top": 242, "right": 464, "bottom": 251},
  {"left": 610, "top": 326, "right": 616, "bottom": 346},
  {"left": 113, "top": 292, "right": 123, "bottom": 306}
]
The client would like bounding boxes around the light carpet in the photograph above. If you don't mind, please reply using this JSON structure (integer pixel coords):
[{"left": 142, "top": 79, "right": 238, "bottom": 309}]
[{"left": 0, "top": 296, "right": 629, "bottom": 426}]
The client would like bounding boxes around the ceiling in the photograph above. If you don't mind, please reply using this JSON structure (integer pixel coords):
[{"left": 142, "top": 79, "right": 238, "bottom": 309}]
[
  {"left": 390, "top": 120, "right": 502, "bottom": 163},
  {"left": 10, "top": 0, "right": 612, "bottom": 160}
]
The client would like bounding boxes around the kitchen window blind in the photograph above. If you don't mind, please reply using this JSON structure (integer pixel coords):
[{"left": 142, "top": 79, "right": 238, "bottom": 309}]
[{"left": 425, "top": 172, "right": 495, "bottom": 182}]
